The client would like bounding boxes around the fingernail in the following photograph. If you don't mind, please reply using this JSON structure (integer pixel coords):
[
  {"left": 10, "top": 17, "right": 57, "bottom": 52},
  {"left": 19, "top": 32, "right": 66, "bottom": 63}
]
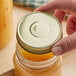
[{"left": 52, "top": 47, "right": 63, "bottom": 55}]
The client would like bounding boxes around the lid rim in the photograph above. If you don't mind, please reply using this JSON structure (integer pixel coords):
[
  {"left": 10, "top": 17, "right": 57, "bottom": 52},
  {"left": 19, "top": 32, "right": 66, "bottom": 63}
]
[{"left": 17, "top": 12, "right": 62, "bottom": 54}]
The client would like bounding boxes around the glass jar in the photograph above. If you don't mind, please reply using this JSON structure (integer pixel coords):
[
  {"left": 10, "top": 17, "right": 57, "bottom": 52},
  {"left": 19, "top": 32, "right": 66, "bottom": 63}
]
[
  {"left": 0, "top": 0, "right": 13, "bottom": 48},
  {"left": 13, "top": 44, "right": 62, "bottom": 76},
  {"left": 13, "top": 12, "right": 62, "bottom": 76}
]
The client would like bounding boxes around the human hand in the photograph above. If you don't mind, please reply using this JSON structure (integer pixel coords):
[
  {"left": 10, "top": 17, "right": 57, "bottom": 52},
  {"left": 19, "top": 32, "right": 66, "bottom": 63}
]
[{"left": 35, "top": 0, "right": 76, "bottom": 55}]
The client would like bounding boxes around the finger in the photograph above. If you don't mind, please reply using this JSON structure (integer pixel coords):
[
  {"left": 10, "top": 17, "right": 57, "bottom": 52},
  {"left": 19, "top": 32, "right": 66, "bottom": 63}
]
[
  {"left": 64, "top": 10, "right": 71, "bottom": 15},
  {"left": 35, "top": 0, "right": 74, "bottom": 12},
  {"left": 66, "top": 15, "right": 76, "bottom": 35},
  {"left": 52, "top": 32, "right": 76, "bottom": 55},
  {"left": 34, "top": 1, "right": 57, "bottom": 12},
  {"left": 54, "top": 10, "right": 65, "bottom": 22}
]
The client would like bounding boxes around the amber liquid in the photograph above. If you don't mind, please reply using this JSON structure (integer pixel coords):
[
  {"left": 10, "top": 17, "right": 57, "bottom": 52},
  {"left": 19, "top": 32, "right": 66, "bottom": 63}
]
[
  {"left": 20, "top": 48, "right": 54, "bottom": 62},
  {"left": 0, "top": 0, "right": 13, "bottom": 48},
  {"left": 14, "top": 54, "right": 61, "bottom": 76},
  {"left": 14, "top": 45, "right": 62, "bottom": 76}
]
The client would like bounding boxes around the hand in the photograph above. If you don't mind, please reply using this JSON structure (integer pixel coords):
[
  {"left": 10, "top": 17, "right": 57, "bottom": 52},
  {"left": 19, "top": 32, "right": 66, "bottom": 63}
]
[{"left": 35, "top": 0, "right": 76, "bottom": 55}]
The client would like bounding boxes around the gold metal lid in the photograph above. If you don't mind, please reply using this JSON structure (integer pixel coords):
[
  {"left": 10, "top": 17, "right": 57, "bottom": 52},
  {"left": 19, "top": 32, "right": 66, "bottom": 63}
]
[{"left": 17, "top": 12, "right": 62, "bottom": 54}]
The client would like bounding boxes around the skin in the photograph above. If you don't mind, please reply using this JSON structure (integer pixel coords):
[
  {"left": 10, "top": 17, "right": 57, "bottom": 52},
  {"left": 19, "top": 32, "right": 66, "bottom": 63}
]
[{"left": 35, "top": 0, "right": 76, "bottom": 55}]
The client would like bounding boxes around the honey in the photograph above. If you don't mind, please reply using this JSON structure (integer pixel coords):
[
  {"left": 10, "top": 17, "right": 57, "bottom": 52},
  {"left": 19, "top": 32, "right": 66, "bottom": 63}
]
[
  {"left": 13, "top": 45, "right": 62, "bottom": 76},
  {"left": 20, "top": 46, "right": 54, "bottom": 62},
  {"left": 0, "top": 0, "right": 13, "bottom": 48}
]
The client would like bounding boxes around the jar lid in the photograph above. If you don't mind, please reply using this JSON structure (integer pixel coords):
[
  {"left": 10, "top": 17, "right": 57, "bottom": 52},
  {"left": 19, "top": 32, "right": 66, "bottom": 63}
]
[{"left": 17, "top": 12, "right": 62, "bottom": 54}]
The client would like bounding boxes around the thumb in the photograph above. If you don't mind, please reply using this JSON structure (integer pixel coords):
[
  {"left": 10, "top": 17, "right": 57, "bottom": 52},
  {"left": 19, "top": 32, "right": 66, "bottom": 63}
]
[{"left": 52, "top": 32, "right": 76, "bottom": 55}]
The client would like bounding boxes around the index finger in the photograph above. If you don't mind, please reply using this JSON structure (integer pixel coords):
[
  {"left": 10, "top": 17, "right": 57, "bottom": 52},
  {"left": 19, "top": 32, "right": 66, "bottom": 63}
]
[
  {"left": 35, "top": 1, "right": 57, "bottom": 12},
  {"left": 35, "top": 0, "right": 74, "bottom": 12}
]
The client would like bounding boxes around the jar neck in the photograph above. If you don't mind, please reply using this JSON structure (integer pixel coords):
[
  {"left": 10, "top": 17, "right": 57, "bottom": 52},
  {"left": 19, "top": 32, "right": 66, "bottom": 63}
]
[{"left": 16, "top": 44, "right": 61, "bottom": 70}]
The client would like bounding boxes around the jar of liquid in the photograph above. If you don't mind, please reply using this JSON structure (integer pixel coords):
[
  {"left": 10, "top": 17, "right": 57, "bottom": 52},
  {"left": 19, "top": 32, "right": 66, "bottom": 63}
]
[
  {"left": 13, "top": 12, "right": 62, "bottom": 76},
  {"left": 0, "top": 0, "right": 13, "bottom": 48}
]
